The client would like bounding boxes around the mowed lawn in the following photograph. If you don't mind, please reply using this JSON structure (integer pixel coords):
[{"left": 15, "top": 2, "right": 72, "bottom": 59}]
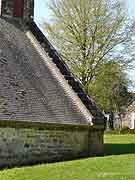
[{"left": 0, "top": 134, "right": 135, "bottom": 180}]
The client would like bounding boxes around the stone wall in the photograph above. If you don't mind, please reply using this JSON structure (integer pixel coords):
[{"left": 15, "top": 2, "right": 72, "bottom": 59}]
[
  {"left": 0, "top": 122, "right": 104, "bottom": 168},
  {"left": 1, "top": 0, "right": 34, "bottom": 22},
  {"left": 23, "top": 0, "right": 34, "bottom": 22},
  {"left": 121, "top": 102, "right": 135, "bottom": 129},
  {"left": 1, "top": 0, "right": 13, "bottom": 16}
]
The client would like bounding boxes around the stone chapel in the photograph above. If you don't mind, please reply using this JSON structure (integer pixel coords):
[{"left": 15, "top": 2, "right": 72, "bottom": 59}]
[{"left": 0, "top": 0, "right": 105, "bottom": 168}]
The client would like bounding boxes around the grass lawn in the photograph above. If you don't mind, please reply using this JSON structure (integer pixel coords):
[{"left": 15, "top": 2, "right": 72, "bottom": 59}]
[{"left": 0, "top": 134, "right": 135, "bottom": 180}]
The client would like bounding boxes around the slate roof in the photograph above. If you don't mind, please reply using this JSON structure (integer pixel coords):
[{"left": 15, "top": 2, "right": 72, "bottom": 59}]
[{"left": 0, "top": 17, "right": 105, "bottom": 128}]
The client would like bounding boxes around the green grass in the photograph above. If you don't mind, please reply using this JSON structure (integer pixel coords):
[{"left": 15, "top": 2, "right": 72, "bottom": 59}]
[{"left": 1, "top": 134, "right": 135, "bottom": 180}]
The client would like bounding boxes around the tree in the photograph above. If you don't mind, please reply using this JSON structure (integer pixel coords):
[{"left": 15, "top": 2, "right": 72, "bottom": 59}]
[
  {"left": 44, "top": 0, "right": 134, "bottom": 93},
  {"left": 88, "top": 61, "right": 130, "bottom": 113},
  {"left": 88, "top": 61, "right": 133, "bottom": 130}
]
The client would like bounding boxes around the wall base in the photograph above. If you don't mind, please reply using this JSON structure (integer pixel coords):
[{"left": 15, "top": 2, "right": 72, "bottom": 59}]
[{"left": 0, "top": 122, "right": 104, "bottom": 168}]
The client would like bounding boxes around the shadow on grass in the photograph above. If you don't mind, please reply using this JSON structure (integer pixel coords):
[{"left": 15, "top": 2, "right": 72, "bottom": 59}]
[{"left": 104, "top": 143, "right": 135, "bottom": 155}]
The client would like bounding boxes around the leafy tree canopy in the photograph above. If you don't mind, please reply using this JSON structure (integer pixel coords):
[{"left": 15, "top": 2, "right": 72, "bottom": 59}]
[
  {"left": 45, "top": 0, "right": 135, "bottom": 91},
  {"left": 44, "top": 0, "right": 135, "bottom": 113},
  {"left": 88, "top": 62, "right": 130, "bottom": 113}
]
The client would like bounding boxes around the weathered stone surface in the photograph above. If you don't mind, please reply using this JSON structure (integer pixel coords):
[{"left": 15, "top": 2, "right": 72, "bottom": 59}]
[
  {"left": 88, "top": 130, "right": 104, "bottom": 155},
  {"left": 30, "top": 22, "right": 106, "bottom": 126},
  {"left": 1, "top": 0, "right": 13, "bottom": 16},
  {"left": 23, "top": 0, "right": 34, "bottom": 22},
  {"left": 0, "top": 18, "right": 93, "bottom": 125},
  {"left": 121, "top": 101, "right": 135, "bottom": 129},
  {"left": 0, "top": 125, "right": 104, "bottom": 168},
  {"left": 0, "top": 1, "right": 105, "bottom": 168},
  {"left": 1, "top": 0, "right": 34, "bottom": 22}
]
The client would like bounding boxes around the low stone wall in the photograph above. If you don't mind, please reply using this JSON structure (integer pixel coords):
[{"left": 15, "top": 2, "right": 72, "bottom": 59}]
[{"left": 0, "top": 121, "right": 104, "bottom": 168}]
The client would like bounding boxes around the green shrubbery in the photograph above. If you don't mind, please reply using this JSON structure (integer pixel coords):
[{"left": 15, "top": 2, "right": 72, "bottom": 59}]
[{"left": 105, "top": 127, "right": 135, "bottom": 134}]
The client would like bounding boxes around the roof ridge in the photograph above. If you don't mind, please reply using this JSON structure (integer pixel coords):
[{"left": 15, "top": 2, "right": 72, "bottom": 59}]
[
  {"left": 25, "top": 30, "right": 93, "bottom": 125},
  {"left": 0, "top": 18, "right": 94, "bottom": 125},
  {"left": 29, "top": 22, "right": 106, "bottom": 126}
]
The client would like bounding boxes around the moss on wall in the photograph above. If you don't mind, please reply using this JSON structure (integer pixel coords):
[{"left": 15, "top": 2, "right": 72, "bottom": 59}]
[{"left": 0, "top": 124, "right": 104, "bottom": 168}]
